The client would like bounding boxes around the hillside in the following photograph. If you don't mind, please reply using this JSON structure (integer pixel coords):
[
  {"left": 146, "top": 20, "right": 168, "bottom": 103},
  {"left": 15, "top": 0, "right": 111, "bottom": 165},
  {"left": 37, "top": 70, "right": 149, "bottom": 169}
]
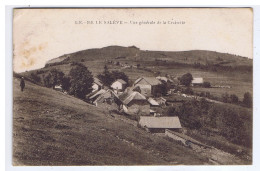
[
  {"left": 13, "top": 78, "right": 211, "bottom": 165},
  {"left": 46, "top": 46, "right": 252, "bottom": 67}
]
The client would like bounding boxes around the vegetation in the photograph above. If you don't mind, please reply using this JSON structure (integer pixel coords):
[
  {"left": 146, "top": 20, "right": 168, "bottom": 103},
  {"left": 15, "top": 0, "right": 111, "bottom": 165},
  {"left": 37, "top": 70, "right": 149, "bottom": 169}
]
[
  {"left": 97, "top": 65, "right": 129, "bottom": 86},
  {"left": 69, "top": 63, "right": 94, "bottom": 99},
  {"left": 176, "top": 99, "right": 252, "bottom": 148},
  {"left": 180, "top": 73, "right": 193, "bottom": 86},
  {"left": 243, "top": 92, "right": 252, "bottom": 108},
  {"left": 30, "top": 73, "right": 41, "bottom": 83},
  {"left": 43, "top": 69, "right": 65, "bottom": 88}
]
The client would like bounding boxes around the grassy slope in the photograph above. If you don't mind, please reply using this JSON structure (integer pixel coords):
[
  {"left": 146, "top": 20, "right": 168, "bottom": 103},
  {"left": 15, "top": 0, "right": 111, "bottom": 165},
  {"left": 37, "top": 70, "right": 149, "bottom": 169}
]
[{"left": 13, "top": 78, "right": 209, "bottom": 165}]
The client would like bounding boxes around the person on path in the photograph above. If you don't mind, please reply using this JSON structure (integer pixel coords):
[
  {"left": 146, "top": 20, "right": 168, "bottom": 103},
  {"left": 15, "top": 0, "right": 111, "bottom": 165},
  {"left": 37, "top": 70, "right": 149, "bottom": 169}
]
[{"left": 20, "top": 77, "right": 25, "bottom": 92}]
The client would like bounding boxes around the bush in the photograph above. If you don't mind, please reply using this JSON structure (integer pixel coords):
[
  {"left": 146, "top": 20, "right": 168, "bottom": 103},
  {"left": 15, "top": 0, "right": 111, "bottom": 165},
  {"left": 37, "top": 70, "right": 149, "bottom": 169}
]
[
  {"left": 183, "top": 87, "right": 194, "bottom": 95},
  {"left": 203, "top": 82, "right": 211, "bottom": 88},
  {"left": 30, "top": 73, "right": 41, "bottom": 83},
  {"left": 230, "top": 94, "right": 239, "bottom": 104},
  {"left": 180, "top": 73, "right": 193, "bottom": 86},
  {"left": 243, "top": 92, "right": 252, "bottom": 108},
  {"left": 222, "top": 93, "right": 230, "bottom": 103}
]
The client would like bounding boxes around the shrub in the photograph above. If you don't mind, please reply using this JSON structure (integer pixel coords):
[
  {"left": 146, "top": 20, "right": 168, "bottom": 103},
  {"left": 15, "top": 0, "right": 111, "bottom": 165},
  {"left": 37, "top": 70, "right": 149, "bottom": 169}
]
[
  {"left": 230, "top": 94, "right": 239, "bottom": 104},
  {"left": 183, "top": 87, "right": 194, "bottom": 95},
  {"left": 30, "top": 73, "right": 41, "bottom": 83},
  {"left": 203, "top": 82, "right": 211, "bottom": 88}
]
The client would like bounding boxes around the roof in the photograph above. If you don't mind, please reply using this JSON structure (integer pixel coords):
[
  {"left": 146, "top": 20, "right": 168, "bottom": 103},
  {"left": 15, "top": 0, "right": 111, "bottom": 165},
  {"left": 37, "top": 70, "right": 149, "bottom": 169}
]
[
  {"left": 113, "top": 79, "right": 127, "bottom": 84},
  {"left": 89, "top": 89, "right": 107, "bottom": 99},
  {"left": 93, "top": 89, "right": 119, "bottom": 103},
  {"left": 94, "top": 77, "right": 103, "bottom": 86},
  {"left": 134, "top": 77, "right": 162, "bottom": 86},
  {"left": 156, "top": 76, "right": 168, "bottom": 82},
  {"left": 139, "top": 116, "right": 182, "bottom": 129},
  {"left": 119, "top": 91, "right": 147, "bottom": 105},
  {"left": 148, "top": 97, "right": 159, "bottom": 106},
  {"left": 192, "top": 77, "right": 204, "bottom": 84}
]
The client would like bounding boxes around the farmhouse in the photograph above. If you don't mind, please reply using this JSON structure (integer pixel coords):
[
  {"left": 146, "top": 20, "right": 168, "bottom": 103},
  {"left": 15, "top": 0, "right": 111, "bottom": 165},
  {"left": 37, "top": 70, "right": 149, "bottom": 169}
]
[
  {"left": 111, "top": 79, "right": 127, "bottom": 92},
  {"left": 138, "top": 116, "right": 182, "bottom": 133},
  {"left": 133, "top": 77, "right": 162, "bottom": 97},
  {"left": 92, "top": 89, "right": 121, "bottom": 110},
  {"left": 92, "top": 77, "right": 103, "bottom": 92},
  {"left": 192, "top": 77, "right": 204, "bottom": 86},
  {"left": 119, "top": 91, "right": 150, "bottom": 116}
]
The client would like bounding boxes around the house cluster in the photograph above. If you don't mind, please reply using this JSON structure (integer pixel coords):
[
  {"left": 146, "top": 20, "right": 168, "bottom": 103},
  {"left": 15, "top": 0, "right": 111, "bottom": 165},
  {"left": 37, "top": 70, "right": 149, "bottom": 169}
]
[{"left": 86, "top": 76, "right": 184, "bottom": 133}]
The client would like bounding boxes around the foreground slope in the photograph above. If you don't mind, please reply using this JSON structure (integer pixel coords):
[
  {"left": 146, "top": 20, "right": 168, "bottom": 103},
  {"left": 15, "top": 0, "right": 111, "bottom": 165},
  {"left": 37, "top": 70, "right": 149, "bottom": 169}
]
[{"left": 13, "top": 78, "right": 209, "bottom": 165}]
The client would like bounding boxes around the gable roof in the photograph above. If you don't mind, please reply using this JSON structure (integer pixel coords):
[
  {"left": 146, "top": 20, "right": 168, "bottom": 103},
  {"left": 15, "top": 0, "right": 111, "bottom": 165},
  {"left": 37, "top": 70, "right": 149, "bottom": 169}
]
[
  {"left": 113, "top": 79, "right": 127, "bottom": 85},
  {"left": 93, "top": 89, "right": 119, "bottom": 103},
  {"left": 148, "top": 97, "right": 160, "bottom": 106},
  {"left": 93, "top": 77, "right": 103, "bottom": 86},
  {"left": 134, "top": 77, "right": 162, "bottom": 86},
  {"left": 119, "top": 91, "right": 147, "bottom": 105},
  {"left": 192, "top": 77, "right": 204, "bottom": 84},
  {"left": 89, "top": 89, "right": 107, "bottom": 99},
  {"left": 139, "top": 116, "right": 182, "bottom": 129}
]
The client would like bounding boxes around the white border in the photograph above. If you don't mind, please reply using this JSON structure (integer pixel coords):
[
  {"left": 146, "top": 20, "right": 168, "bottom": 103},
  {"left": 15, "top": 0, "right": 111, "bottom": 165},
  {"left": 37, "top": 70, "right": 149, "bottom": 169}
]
[{"left": 4, "top": 4, "right": 260, "bottom": 171}]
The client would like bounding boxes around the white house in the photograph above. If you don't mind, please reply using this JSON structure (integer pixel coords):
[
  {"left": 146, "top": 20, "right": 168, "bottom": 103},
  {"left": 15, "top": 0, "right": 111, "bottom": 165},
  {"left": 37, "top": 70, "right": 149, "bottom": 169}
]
[
  {"left": 111, "top": 79, "right": 127, "bottom": 91},
  {"left": 191, "top": 77, "right": 204, "bottom": 86},
  {"left": 92, "top": 78, "right": 103, "bottom": 92}
]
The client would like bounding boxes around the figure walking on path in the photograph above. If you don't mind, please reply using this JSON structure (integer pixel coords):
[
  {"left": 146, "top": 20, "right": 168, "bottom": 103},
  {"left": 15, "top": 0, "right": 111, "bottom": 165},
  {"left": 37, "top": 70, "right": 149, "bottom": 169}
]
[{"left": 20, "top": 77, "right": 25, "bottom": 92}]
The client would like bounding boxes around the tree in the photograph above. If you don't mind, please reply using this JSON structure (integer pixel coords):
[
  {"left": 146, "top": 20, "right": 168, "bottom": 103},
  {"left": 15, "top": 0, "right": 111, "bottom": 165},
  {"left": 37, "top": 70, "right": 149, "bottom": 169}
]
[
  {"left": 243, "top": 92, "right": 252, "bottom": 108},
  {"left": 69, "top": 65, "right": 94, "bottom": 99},
  {"left": 97, "top": 65, "right": 114, "bottom": 87},
  {"left": 222, "top": 93, "right": 230, "bottom": 103},
  {"left": 180, "top": 73, "right": 193, "bottom": 86},
  {"left": 97, "top": 65, "right": 129, "bottom": 87},
  {"left": 230, "top": 94, "right": 239, "bottom": 104},
  {"left": 30, "top": 72, "right": 41, "bottom": 83},
  {"left": 43, "top": 69, "right": 65, "bottom": 88},
  {"left": 61, "top": 76, "right": 71, "bottom": 92},
  {"left": 111, "top": 71, "right": 129, "bottom": 85}
]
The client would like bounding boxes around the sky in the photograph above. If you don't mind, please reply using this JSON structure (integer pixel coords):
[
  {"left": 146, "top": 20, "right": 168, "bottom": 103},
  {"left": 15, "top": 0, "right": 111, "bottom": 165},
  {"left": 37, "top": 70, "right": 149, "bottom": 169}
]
[{"left": 13, "top": 8, "right": 253, "bottom": 73}]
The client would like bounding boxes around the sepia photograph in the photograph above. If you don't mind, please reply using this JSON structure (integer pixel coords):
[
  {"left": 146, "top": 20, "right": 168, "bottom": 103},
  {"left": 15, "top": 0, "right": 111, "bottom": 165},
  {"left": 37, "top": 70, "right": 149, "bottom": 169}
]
[{"left": 12, "top": 8, "right": 253, "bottom": 165}]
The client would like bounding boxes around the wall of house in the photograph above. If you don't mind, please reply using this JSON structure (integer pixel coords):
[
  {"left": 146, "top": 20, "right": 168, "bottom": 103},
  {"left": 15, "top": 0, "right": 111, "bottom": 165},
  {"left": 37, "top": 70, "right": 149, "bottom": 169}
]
[
  {"left": 111, "top": 82, "right": 123, "bottom": 90},
  {"left": 127, "top": 100, "right": 150, "bottom": 115}
]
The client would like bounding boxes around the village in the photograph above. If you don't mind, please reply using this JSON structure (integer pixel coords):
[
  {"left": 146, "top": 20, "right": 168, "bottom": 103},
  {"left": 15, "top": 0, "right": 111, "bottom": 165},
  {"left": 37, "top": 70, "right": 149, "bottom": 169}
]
[{"left": 49, "top": 63, "right": 212, "bottom": 150}]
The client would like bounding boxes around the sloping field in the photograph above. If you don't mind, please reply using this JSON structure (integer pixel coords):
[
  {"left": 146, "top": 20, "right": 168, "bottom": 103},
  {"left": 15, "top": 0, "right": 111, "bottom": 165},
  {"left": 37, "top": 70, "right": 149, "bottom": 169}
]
[{"left": 13, "top": 78, "right": 209, "bottom": 165}]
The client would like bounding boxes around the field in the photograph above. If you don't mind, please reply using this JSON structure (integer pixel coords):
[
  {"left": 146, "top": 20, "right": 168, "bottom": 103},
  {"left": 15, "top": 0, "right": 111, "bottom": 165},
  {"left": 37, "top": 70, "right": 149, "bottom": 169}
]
[{"left": 13, "top": 78, "right": 212, "bottom": 165}]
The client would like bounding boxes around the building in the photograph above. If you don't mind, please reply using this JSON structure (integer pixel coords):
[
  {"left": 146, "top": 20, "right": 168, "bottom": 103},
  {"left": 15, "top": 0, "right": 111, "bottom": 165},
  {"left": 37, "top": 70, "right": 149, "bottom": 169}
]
[
  {"left": 138, "top": 116, "right": 182, "bottom": 133},
  {"left": 92, "top": 89, "right": 121, "bottom": 110},
  {"left": 111, "top": 79, "right": 127, "bottom": 92},
  {"left": 92, "top": 77, "right": 103, "bottom": 92},
  {"left": 191, "top": 77, "right": 204, "bottom": 86},
  {"left": 119, "top": 91, "right": 150, "bottom": 116},
  {"left": 133, "top": 77, "right": 162, "bottom": 97},
  {"left": 148, "top": 97, "right": 160, "bottom": 107},
  {"left": 54, "top": 85, "right": 63, "bottom": 92}
]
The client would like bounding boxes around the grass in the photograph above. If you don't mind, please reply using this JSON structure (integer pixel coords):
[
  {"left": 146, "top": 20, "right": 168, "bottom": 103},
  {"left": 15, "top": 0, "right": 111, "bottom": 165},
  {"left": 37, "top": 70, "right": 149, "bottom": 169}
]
[{"left": 13, "top": 78, "right": 210, "bottom": 165}]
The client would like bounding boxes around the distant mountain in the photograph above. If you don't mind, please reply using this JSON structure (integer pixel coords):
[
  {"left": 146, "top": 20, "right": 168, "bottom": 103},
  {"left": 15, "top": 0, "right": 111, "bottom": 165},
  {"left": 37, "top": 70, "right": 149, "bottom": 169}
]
[{"left": 46, "top": 45, "right": 252, "bottom": 67}]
